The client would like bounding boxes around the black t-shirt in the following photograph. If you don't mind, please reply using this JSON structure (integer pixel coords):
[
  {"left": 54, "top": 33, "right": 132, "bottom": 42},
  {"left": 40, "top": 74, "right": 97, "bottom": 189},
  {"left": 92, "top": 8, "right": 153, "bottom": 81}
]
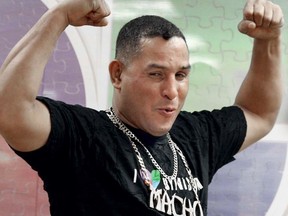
[{"left": 13, "top": 97, "right": 246, "bottom": 216}]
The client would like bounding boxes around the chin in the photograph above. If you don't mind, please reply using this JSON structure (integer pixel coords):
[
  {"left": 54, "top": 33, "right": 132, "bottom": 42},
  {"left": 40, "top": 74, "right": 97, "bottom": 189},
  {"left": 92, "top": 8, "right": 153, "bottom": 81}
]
[
  {"left": 150, "top": 126, "right": 172, "bottom": 136},
  {"left": 144, "top": 116, "right": 175, "bottom": 135}
]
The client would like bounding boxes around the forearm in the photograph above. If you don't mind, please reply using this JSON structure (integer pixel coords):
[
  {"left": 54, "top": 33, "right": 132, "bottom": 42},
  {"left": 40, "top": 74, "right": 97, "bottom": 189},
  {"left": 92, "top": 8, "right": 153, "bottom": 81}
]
[
  {"left": 235, "top": 37, "right": 282, "bottom": 126},
  {"left": 0, "top": 7, "right": 68, "bottom": 105}
]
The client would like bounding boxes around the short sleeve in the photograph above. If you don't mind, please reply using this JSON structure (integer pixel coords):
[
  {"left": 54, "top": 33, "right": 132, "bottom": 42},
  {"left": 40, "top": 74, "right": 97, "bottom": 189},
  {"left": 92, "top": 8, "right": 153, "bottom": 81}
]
[{"left": 12, "top": 96, "right": 100, "bottom": 179}]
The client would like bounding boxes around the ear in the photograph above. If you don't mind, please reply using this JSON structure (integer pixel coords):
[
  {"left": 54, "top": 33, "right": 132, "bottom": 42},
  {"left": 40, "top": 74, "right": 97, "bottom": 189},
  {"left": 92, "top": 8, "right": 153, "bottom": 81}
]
[{"left": 109, "top": 60, "right": 123, "bottom": 89}]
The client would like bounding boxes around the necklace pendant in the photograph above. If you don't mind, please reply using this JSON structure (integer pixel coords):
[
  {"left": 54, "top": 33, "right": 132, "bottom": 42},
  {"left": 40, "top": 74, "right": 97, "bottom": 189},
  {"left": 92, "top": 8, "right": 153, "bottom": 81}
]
[{"left": 140, "top": 168, "right": 153, "bottom": 189}]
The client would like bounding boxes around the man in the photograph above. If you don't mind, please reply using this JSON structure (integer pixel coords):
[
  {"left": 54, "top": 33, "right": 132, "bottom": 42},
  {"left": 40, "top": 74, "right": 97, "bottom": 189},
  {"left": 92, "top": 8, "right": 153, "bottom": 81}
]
[{"left": 0, "top": 0, "right": 284, "bottom": 215}]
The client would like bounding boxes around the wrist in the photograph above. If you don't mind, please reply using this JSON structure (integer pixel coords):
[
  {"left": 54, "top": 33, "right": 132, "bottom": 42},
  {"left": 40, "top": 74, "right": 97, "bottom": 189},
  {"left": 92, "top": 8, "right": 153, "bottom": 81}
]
[{"left": 46, "top": 4, "right": 70, "bottom": 32}]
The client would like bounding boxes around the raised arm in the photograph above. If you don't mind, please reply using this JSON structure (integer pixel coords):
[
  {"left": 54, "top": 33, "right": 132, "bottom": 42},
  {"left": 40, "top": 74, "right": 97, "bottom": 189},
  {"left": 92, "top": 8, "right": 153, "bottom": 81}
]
[
  {"left": 235, "top": 0, "right": 284, "bottom": 151},
  {"left": 0, "top": 0, "right": 110, "bottom": 152}
]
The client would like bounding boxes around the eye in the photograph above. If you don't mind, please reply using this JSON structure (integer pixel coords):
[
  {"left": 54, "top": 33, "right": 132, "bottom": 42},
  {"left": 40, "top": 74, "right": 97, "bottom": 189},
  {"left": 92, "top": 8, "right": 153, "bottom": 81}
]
[
  {"left": 149, "top": 72, "right": 163, "bottom": 79},
  {"left": 175, "top": 72, "right": 188, "bottom": 80}
]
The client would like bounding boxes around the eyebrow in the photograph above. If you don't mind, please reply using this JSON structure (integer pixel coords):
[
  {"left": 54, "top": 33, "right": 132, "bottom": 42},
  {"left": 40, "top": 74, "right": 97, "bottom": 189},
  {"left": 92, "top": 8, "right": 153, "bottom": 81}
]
[{"left": 146, "top": 63, "right": 191, "bottom": 71}]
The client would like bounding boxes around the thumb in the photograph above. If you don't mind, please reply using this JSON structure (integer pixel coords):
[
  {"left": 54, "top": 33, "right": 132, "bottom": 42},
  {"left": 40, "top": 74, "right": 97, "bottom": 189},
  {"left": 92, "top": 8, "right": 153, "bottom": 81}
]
[{"left": 238, "top": 20, "right": 256, "bottom": 35}]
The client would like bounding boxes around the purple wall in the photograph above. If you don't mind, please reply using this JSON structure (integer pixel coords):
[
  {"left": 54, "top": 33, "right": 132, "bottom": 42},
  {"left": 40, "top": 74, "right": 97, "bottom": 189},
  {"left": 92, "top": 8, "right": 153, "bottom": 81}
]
[{"left": 0, "top": 0, "right": 85, "bottom": 105}]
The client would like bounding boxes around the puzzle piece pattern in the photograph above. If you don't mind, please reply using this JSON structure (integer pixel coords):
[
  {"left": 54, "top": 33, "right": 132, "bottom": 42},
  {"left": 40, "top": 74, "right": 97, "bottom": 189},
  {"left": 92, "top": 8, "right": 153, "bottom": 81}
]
[
  {"left": 208, "top": 141, "right": 287, "bottom": 216},
  {"left": 0, "top": 136, "right": 50, "bottom": 216},
  {"left": 0, "top": 0, "right": 85, "bottom": 106}
]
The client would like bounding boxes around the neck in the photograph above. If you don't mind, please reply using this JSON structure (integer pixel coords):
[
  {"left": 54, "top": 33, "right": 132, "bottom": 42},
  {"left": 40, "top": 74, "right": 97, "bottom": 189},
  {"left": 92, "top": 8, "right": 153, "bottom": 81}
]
[{"left": 125, "top": 123, "right": 168, "bottom": 146}]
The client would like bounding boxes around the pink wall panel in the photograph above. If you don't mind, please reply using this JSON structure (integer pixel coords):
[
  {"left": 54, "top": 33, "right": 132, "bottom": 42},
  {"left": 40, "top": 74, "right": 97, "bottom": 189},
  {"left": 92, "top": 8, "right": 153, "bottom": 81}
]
[{"left": 0, "top": 136, "right": 50, "bottom": 216}]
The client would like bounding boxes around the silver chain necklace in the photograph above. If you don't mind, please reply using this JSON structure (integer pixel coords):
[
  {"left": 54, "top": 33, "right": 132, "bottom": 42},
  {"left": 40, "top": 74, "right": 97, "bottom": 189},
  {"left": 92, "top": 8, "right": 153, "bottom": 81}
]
[{"left": 105, "top": 107, "right": 200, "bottom": 201}]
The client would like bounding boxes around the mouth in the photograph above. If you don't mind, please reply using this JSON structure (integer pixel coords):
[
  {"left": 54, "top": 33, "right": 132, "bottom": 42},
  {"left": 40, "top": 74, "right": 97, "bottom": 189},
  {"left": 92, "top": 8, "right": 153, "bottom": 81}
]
[{"left": 158, "top": 107, "right": 177, "bottom": 115}]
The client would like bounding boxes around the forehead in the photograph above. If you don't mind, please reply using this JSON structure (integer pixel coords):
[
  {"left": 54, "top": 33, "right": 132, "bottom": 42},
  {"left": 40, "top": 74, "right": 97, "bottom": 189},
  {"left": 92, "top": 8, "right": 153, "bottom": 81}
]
[
  {"left": 134, "top": 36, "right": 190, "bottom": 65},
  {"left": 140, "top": 36, "right": 188, "bottom": 52}
]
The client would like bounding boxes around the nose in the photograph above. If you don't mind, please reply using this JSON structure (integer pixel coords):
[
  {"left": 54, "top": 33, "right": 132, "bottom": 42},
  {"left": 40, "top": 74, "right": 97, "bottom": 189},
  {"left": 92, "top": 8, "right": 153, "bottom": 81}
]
[{"left": 161, "top": 76, "right": 178, "bottom": 100}]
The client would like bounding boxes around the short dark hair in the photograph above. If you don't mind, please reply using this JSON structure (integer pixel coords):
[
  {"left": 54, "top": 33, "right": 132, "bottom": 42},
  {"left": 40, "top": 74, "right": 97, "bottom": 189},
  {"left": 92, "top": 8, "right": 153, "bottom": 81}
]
[{"left": 115, "top": 15, "right": 187, "bottom": 64}]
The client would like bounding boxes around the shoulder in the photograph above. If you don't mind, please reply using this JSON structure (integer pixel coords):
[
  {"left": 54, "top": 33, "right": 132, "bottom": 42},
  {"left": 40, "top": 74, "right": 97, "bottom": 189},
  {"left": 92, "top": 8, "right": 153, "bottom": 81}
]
[
  {"left": 172, "top": 106, "right": 246, "bottom": 136},
  {"left": 175, "top": 106, "right": 245, "bottom": 124},
  {"left": 37, "top": 96, "right": 103, "bottom": 120},
  {"left": 37, "top": 96, "right": 113, "bottom": 134}
]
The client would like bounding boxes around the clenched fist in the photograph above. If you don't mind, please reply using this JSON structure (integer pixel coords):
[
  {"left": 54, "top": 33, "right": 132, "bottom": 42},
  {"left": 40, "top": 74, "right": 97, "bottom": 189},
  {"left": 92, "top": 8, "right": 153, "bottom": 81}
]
[
  {"left": 57, "top": 0, "right": 111, "bottom": 27},
  {"left": 238, "top": 0, "right": 284, "bottom": 40}
]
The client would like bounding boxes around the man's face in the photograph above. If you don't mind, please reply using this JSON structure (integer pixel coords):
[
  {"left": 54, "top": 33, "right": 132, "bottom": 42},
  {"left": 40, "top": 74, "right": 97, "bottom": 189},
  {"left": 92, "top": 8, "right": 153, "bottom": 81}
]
[{"left": 114, "top": 36, "right": 190, "bottom": 136}]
